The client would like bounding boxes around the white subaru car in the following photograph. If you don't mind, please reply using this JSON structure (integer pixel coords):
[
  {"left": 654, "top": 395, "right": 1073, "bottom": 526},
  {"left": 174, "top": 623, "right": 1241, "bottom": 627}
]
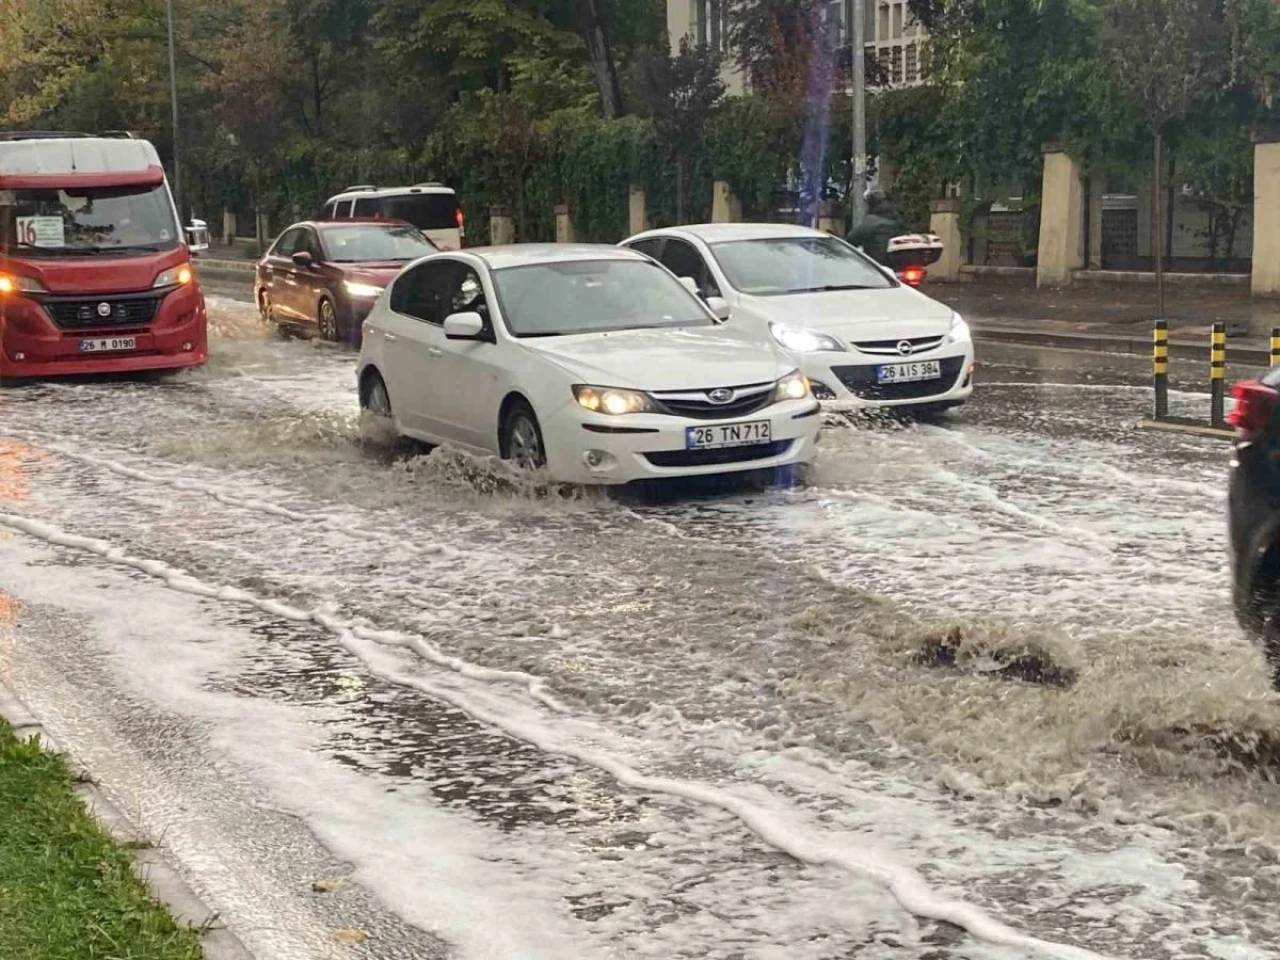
[
  {"left": 621, "top": 223, "right": 975, "bottom": 413},
  {"left": 355, "top": 244, "right": 820, "bottom": 484}
]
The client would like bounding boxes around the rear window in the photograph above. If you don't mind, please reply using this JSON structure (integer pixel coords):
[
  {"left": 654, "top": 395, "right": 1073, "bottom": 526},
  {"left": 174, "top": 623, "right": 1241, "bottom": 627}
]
[{"left": 351, "top": 193, "right": 459, "bottom": 230}]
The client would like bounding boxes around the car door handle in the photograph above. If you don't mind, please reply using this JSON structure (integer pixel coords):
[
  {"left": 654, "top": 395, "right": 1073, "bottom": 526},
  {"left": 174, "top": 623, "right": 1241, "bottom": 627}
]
[
  {"left": 427, "top": 347, "right": 443, "bottom": 357},
  {"left": 383, "top": 332, "right": 397, "bottom": 342}
]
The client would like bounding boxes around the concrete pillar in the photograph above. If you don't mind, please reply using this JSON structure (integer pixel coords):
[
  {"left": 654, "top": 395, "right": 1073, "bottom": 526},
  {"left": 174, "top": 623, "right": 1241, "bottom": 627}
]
[
  {"left": 1252, "top": 129, "right": 1280, "bottom": 296},
  {"left": 489, "top": 206, "right": 515, "bottom": 246},
  {"left": 222, "top": 209, "right": 237, "bottom": 245},
  {"left": 711, "top": 181, "right": 742, "bottom": 224},
  {"left": 629, "top": 185, "right": 649, "bottom": 235},
  {"left": 929, "top": 198, "right": 964, "bottom": 281},
  {"left": 555, "top": 203, "right": 576, "bottom": 243},
  {"left": 816, "top": 201, "right": 845, "bottom": 236},
  {"left": 1036, "top": 143, "right": 1084, "bottom": 288}
]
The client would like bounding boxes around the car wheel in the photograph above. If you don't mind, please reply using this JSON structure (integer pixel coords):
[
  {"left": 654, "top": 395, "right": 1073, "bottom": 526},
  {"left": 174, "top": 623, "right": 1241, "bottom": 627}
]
[
  {"left": 318, "top": 298, "right": 339, "bottom": 342},
  {"left": 258, "top": 289, "right": 270, "bottom": 322},
  {"left": 361, "top": 371, "right": 393, "bottom": 417},
  {"left": 1253, "top": 585, "right": 1280, "bottom": 690},
  {"left": 501, "top": 401, "right": 546, "bottom": 471}
]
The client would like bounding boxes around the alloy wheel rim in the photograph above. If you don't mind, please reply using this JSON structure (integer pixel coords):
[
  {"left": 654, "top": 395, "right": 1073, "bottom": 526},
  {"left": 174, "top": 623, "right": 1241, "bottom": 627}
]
[
  {"left": 367, "top": 381, "right": 391, "bottom": 416},
  {"left": 510, "top": 417, "right": 542, "bottom": 469},
  {"left": 321, "top": 302, "right": 337, "bottom": 340}
]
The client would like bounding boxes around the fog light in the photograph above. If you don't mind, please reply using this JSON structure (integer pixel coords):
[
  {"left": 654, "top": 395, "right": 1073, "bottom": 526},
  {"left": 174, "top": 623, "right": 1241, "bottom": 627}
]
[
  {"left": 14, "top": 352, "right": 24, "bottom": 361},
  {"left": 582, "top": 450, "right": 617, "bottom": 472},
  {"left": 810, "top": 380, "right": 837, "bottom": 400},
  {"left": 181, "top": 341, "right": 193, "bottom": 351}
]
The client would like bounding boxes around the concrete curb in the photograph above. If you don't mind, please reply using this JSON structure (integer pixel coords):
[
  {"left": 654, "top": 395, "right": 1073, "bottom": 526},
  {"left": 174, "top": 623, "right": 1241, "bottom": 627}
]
[
  {"left": 1136, "top": 417, "right": 1235, "bottom": 440},
  {"left": 193, "top": 258, "right": 256, "bottom": 274},
  {"left": 972, "top": 324, "right": 1272, "bottom": 367},
  {"left": 0, "top": 681, "right": 255, "bottom": 960}
]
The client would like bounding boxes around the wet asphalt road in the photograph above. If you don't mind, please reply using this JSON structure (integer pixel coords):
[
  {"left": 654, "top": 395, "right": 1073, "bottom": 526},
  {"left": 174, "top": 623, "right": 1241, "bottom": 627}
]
[{"left": 1, "top": 298, "right": 1279, "bottom": 959}]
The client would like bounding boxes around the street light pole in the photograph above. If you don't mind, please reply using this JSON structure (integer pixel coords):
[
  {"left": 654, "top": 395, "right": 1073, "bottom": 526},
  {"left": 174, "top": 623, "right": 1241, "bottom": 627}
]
[
  {"left": 166, "top": 0, "right": 182, "bottom": 223},
  {"left": 849, "top": 0, "right": 867, "bottom": 230}
]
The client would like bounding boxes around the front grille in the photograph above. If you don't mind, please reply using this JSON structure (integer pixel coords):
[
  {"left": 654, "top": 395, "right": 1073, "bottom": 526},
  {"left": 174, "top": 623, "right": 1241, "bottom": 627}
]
[
  {"left": 40, "top": 293, "right": 163, "bottom": 330},
  {"left": 644, "top": 440, "right": 793, "bottom": 468},
  {"left": 831, "top": 356, "right": 966, "bottom": 401},
  {"left": 651, "top": 383, "right": 774, "bottom": 420},
  {"left": 853, "top": 334, "right": 945, "bottom": 356}
]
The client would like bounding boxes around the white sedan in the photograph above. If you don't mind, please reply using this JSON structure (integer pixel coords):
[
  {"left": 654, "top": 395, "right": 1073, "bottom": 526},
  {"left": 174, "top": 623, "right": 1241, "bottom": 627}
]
[
  {"left": 621, "top": 223, "right": 975, "bottom": 413},
  {"left": 356, "top": 244, "right": 821, "bottom": 485}
]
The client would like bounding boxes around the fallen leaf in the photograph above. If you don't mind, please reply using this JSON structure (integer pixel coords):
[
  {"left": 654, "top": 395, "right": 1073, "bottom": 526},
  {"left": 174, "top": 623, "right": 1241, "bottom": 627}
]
[{"left": 335, "top": 928, "right": 366, "bottom": 945}]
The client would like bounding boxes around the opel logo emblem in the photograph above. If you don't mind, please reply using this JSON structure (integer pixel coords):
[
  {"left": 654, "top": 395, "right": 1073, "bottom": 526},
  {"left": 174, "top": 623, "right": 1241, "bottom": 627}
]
[
  {"left": 97, "top": 302, "right": 112, "bottom": 318},
  {"left": 896, "top": 339, "right": 914, "bottom": 357},
  {"left": 707, "top": 388, "right": 734, "bottom": 404}
]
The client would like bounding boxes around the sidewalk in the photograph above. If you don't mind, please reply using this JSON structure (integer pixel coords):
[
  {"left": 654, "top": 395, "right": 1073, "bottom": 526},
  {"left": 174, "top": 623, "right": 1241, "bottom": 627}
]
[{"left": 927, "top": 277, "right": 1280, "bottom": 366}]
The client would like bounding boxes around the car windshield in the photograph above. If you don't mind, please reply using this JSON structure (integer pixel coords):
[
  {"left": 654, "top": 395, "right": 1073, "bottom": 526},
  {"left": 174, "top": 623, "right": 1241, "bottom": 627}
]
[
  {"left": 492, "top": 259, "right": 713, "bottom": 338},
  {"left": 321, "top": 224, "right": 436, "bottom": 262},
  {"left": 709, "top": 235, "right": 894, "bottom": 296},
  {"left": 0, "top": 183, "right": 180, "bottom": 257}
]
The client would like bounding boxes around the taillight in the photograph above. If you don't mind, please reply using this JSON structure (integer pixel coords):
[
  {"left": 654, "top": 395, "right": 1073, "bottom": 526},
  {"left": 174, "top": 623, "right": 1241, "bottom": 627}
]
[
  {"left": 899, "top": 265, "right": 925, "bottom": 286},
  {"left": 456, "top": 206, "right": 466, "bottom": 245},
  {"left": 1227, "top": 380, "right": 1278, "bottom": 437}
]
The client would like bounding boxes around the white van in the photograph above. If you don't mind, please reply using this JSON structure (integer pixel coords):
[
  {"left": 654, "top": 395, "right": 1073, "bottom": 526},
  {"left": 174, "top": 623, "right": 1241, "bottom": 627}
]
[{"left": 321, "top": 183, "right": 464, "bottom": 251}]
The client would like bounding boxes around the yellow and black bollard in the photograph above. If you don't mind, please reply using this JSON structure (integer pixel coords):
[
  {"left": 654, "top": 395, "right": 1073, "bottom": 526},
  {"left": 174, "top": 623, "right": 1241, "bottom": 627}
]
[
  {"left": 1153, "top": 320, "right": 1169, "bottom": 419},
  {"left": 1271, "top": 327, "right": 1280, "bottom": 368},
  {"left": 1211, "top": 321, "right": 1226, "bottom": 426}
]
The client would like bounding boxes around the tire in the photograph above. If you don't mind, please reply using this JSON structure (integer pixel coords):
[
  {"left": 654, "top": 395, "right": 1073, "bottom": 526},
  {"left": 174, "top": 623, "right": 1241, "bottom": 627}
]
[
  {"left": 317, "top": 297, "right": 339, "bottom": 342},
  {"left": 361, "top": 371, "right": 393, "bottom": 417},
  {"left": 500, "top": 400, "right": 546, "bottom": 471},
  {"left": 257, "top": 289, "right": 270, "bottom": 322}
]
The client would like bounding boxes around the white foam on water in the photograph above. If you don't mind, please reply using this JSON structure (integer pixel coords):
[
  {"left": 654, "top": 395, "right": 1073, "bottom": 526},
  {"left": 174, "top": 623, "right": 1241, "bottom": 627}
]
[{"left": 0, "top": 506, "right": 1104, "bottom": 959}]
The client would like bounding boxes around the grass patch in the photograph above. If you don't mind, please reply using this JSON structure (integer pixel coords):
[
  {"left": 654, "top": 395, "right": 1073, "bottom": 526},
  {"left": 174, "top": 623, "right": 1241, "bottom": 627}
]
[{"left": 0, "top": 720, "right": 203, "bottom": 960}]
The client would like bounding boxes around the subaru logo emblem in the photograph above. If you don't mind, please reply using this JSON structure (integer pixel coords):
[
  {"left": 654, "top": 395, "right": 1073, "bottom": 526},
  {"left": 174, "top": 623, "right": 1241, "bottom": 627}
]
[
  {"left": 97, "top": 302, "right": 112, "bottom": 318},
  {"left": 897, "top": 339, "right": 914, "bottom": 357},
  {"left": 707, "top": 388, "right": 735, "bottom": 404}
]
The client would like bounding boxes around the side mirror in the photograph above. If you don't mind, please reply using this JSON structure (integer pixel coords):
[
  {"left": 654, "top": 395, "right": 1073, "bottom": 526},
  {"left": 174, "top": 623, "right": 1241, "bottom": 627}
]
[
  {"left": 705, "top": 296, "right": 731, "bottom": 322},
  {"left": 443, "top": 311, "right": 485, "bottom": 340},
  {"left": 677, "top": 276, "right": 699, "bottom": 296},
  {"left": 291, "top": 251, "right": 314, "bottom": 269}
]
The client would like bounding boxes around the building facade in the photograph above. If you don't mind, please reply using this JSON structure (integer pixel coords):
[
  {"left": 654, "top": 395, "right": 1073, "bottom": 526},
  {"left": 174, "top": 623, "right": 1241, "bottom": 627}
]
[{"left": 666, "top": 0, "right": 928, "bottom": 92}]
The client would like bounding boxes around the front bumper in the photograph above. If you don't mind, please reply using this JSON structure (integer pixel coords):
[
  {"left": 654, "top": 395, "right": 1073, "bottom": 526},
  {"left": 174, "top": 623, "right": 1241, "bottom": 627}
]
[
  {"left": 541, "top": 398, "right": 822, "bottom": 485},
  {"left": 802, "top": 343, "right": 975, "bottom": 410},
  {"left": 0, "top": 285, "right": 208, "bottom": 379}
]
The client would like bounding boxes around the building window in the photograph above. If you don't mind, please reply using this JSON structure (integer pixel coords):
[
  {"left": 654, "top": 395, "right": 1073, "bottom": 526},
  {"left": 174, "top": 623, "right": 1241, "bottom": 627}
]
[
  {"left": 905, "top": 42, "right": 918, "bottom": 83},
  {"left": 890, "top": 45, "right": 903, "bottom": 84},
  {"left": 892, "top": 2, "right": 903, "bottom": 38},
  {"left": 695, "top": 0, "right": 729, "bottom": 53},
  {"left": 878, "top": 3, "right": 890, "bottom": 43}
]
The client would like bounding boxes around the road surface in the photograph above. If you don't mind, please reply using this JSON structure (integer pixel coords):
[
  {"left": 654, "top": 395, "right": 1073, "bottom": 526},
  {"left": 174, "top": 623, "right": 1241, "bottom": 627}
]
[{"left": 0, "top": 297, "right": 1277, "bottom": 959}]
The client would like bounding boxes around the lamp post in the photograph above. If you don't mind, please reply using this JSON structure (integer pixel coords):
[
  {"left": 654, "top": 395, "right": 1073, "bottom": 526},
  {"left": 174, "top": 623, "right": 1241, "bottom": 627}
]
[
  {"left": 166, "top": 0, "right": 182, "bottom": 223},
  {"left": 849, "top": 0, "right": 867, "bottom": 230}
]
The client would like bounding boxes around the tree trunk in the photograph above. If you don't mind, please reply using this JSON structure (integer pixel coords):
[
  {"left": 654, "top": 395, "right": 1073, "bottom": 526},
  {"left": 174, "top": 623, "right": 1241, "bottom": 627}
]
[
  {"left": 1153, "top": 132, "right": 1165, "bottom": 320},
  {"left": 676, "top": 153, "right": 686, "bottom": 224},
  {"left": 579, "top": 0, "right": 625, "bottom": 119}
]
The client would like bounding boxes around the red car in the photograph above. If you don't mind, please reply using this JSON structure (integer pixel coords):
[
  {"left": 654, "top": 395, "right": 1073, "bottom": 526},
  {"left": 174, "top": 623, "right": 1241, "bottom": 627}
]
[{"left": 255, "top": 219, "right": 436, "bottom": 345}]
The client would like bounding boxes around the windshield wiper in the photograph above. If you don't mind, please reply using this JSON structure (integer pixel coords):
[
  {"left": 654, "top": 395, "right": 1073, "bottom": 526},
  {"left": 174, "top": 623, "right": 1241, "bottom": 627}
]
[{"left": 789, "top": 283, "right": 879, "bottom": 293}]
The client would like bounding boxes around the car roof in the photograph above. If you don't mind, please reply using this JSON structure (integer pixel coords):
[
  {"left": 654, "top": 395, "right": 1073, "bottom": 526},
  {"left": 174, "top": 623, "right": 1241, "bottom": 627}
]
[
  {"left": 326, "top": 185, "right": 456, "bottom": 201},
  {"left": 632, "top": 223, "right": 828, "bottom": 244},
  {"left": 467, "top": 244, "right": 649, "bottom": 271}
]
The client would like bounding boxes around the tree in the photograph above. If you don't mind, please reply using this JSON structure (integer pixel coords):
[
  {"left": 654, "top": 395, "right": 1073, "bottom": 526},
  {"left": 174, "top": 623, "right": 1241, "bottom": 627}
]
[
  {"left": 1106, "top": 0, "right": 1225, "bottom": 316},
  {"left": 634, "top": 39, "right": 726, "bottom": 221}
]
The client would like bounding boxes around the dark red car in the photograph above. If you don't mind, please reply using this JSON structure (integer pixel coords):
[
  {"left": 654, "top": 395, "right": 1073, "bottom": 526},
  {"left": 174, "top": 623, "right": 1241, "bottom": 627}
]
[{"left": 255, "top": 219, "right": 436, "bottom": 345}]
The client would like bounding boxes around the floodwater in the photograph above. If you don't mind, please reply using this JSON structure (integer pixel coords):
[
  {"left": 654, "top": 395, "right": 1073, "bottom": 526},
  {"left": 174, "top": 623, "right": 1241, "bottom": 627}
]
[{"left": 0, "top": 298, "right": 1278, "bottom": 960}]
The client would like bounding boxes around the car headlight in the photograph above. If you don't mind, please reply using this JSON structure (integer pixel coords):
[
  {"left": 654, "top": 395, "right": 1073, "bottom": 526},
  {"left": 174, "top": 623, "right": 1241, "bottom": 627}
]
[
  {"left": 945, "top": 311, "right": 971, "bottom": 344},
  {"left": 774, "top": 370, "right": 810, "bottom": 402},
  {"left": 343, "top": 280, "right": 384, "bottom": 299},
  {"left": 152, "top": 264, "right": 193, "bottom": 288},
  {"left": 573, "top": 385, "right": 654, "bottom": 415},
  {"left": 0, "top": 274, "right": 46, "bottom": 295},
  {"left": 770, "top": 322, "right": 844, "bottom": 353}
]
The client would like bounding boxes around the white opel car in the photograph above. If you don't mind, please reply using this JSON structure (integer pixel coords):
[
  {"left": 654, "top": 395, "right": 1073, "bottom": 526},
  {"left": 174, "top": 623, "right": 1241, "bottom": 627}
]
[
  {"left": 355, "top": 244, "right": 821, "bottom": 484},
  {"left": 621, "top": 224, "right": 975, "bottom": 413}
]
